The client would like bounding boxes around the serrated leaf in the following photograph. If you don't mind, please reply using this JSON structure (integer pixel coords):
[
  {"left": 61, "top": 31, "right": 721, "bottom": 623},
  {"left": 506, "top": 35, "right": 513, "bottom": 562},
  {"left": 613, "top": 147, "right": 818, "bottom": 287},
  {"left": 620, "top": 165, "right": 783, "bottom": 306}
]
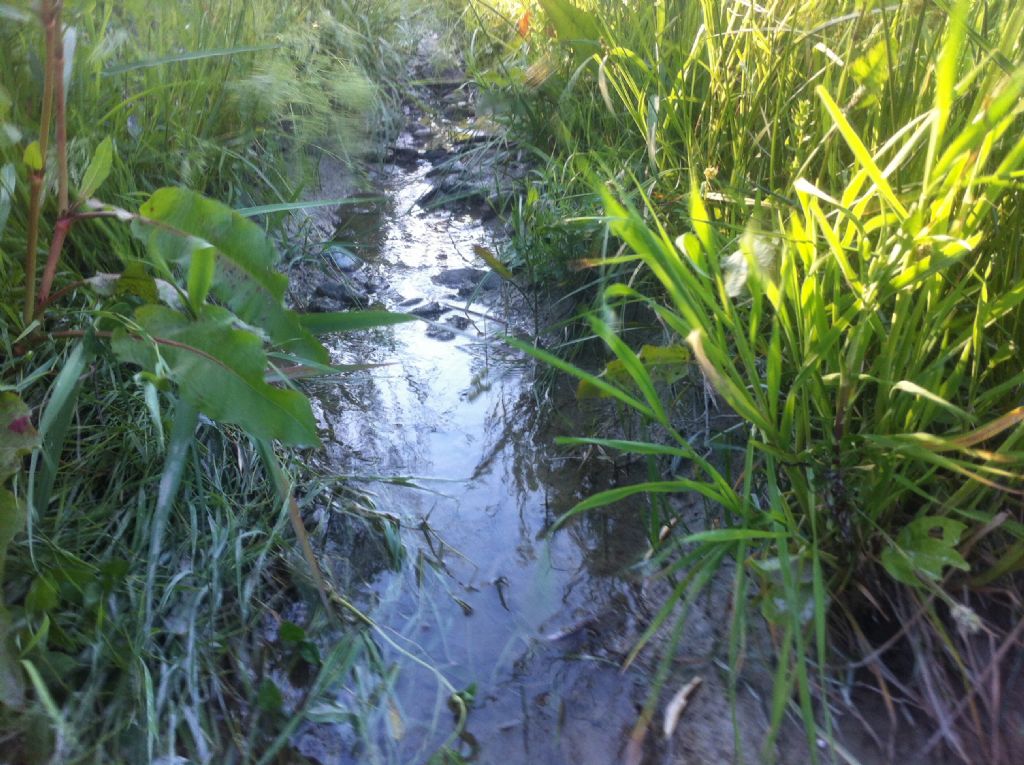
[
  {"left": 881, "top": 516, "right": 969, "bottom": 587},
  {"left": 112, "top": 305, "right": 319, "bottom": 446},
  {"left": 137, "top": 187, "right": 328, "bottom": 364},
  {"left": 78, "top": 136, "right": 113, "bottom": 199}
]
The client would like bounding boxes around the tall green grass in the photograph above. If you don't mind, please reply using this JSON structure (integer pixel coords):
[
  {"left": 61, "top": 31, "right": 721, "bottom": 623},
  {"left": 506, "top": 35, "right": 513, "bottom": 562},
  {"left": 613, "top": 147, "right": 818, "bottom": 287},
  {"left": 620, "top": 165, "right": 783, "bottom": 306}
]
[{"left": 485, "top": 0, "right": 1024, "bottom": 761}]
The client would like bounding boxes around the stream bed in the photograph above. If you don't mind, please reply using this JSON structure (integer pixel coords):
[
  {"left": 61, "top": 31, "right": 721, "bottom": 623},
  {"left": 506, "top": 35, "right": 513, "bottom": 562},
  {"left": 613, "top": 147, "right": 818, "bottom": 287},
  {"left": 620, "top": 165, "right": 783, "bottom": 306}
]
[{"left": 291, "top": 157, "right": 658, "bottom": 764}]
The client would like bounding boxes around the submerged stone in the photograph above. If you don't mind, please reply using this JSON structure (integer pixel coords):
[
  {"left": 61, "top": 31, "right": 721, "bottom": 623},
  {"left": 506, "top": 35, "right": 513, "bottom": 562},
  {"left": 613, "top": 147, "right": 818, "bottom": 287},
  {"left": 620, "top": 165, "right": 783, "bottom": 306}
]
[
  {"left": 425, "top": 325, "right": 456, "bottom": 341},
  {"left": 310, "top": 279, "right": 366, "bottom": 311},
  {"left": 409, "top": 301, "right": 445, "bottom": 319},
  {"left": 324, "top": 245, "right": 363, "bottom": 273},
  {"left": 431, "top": 267, "right": 499, "bottom": 294}
]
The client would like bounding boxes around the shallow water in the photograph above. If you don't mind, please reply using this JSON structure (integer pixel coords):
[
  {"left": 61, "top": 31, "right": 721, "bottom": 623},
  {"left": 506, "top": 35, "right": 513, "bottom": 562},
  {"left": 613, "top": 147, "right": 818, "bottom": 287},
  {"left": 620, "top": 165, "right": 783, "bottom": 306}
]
[{"left": 301, "top": 162, "right": 652, "bottom": 764}]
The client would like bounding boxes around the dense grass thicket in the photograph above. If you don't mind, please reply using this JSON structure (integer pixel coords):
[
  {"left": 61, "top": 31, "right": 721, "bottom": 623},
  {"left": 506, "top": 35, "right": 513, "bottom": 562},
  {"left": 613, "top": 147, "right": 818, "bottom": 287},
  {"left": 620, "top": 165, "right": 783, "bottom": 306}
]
[
  {"left": 0, "top": 1, "right": 455, "bottom": 762},
  {"left": 470, "top": 0, "right": 1024, "bottom": 761}
]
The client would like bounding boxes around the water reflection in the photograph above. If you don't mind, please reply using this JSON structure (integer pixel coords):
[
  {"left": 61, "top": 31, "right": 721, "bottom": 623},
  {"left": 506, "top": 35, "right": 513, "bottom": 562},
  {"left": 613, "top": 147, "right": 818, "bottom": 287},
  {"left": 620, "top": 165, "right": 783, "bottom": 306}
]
[{"left": 304, "top": 163, "right": 651, "bottom": 764}]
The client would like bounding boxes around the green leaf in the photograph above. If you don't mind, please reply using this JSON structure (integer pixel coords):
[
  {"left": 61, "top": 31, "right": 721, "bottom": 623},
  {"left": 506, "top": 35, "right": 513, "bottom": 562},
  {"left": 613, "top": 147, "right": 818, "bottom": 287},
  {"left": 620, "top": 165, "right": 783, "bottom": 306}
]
[
  {"left": 880, "top": 516, "right": 970, "bottom": 588},
  {"left": 112, "top": 305, "right": 319, "bottom": 446},
  {"left": 137, "top": 187, "right": 328, "bottom": 364},
  {"left": 78, "top": 136, "right": 113, "bottom": 199},
  {"left": 0, "top": 4, "right": 32, "bottom": 22},
  {"left": 115, "top": 261, "right": 159, "bottom": 303},
  {"left": 935, "top": 0, "right": 971, "bottom": 142},
  {"left": 144, "top": 397, "right": 198, "bottom": 633},
  {"left": 34, "top": 343, "right": 92, "bottom": 516},
  {"left": 537, "top": 0, "right": 601, "bottom": 64},
  {"left": 538, "top": 0, "right": 600, "bottom": 44},
  {"left": 816, "top": 86, "right": 909, "bottom": 219},
  {"left": 257, "top": 679, "right": 284, "bottom": 712},
  {"left": 506, "top": 335, "right": 655, "bottom": 419},
  {"left": 23, "top": 141, "right": 42, "bottom": 172},
  {"left": 102, "top": 44, "right": 277, "bottom": 75},
  {"left": 683, "top": 528, "right": 786, "bottom": 544},
  {"left": 473, "top": 244, "right": 514, "bottom": 281},
  {"left": 850, "top": 40, "right": 890, "bottom": 108},
  {"left": 186, "top": 246, "right": 216, "bottom": 312},
  {"left": 25, "top": 575, "right": 59, "bottom": 614},
  {"left": 577, "top": 344, "right": 690, "bottom": 399}
]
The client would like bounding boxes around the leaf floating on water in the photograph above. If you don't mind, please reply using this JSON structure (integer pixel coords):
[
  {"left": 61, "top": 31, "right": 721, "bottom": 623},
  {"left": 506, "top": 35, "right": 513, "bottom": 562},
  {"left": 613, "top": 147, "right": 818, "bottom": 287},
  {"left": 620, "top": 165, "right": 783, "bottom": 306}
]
[{"left": 662, "top": 676, "right": 703, "bottom": 739}]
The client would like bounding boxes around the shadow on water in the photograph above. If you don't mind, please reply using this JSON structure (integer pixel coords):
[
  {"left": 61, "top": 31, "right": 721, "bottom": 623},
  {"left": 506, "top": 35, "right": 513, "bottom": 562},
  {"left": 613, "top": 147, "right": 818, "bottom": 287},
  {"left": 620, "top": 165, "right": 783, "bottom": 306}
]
[{"left": 293, "top": 162, "right": 653, "bottom": 764}]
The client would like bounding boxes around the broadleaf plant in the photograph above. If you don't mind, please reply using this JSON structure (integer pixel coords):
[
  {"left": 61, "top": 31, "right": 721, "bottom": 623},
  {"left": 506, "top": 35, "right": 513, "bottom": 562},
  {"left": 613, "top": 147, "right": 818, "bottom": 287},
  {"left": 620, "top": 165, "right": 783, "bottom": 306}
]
[{"left": 2, "top": 0, "right": 415, "bottom": 709}]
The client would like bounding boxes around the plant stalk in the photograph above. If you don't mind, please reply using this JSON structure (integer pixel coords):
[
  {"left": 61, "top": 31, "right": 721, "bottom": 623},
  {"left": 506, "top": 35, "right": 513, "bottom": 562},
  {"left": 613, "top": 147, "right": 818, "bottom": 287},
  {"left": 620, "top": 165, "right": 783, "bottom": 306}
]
[
  {"left": 36, "top": 215, "right": 72, "bottom": 311},
  {"left": 24, "top": 0, "right": 60, "bottom": 325},
  {"left": 53, "top": 0, "right": 69, "bottom": 214}
]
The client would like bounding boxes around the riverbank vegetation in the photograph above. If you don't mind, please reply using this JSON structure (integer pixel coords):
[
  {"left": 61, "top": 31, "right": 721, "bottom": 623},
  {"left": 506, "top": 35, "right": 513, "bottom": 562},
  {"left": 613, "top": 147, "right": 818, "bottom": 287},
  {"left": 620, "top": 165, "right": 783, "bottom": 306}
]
[
  {"left": 0, "top": 1, "right": 457, "bottom": 762},
  {"left": 468, "top": 0, "right": 1024, "bottom": 761},
  {"left": 3, "top": 0, "right": 1023, "bottom": 763}
]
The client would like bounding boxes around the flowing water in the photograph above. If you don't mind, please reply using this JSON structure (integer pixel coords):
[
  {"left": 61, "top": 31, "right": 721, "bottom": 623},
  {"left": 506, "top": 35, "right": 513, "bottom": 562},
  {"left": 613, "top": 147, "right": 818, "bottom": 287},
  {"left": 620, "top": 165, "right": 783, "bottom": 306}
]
[{"left": 295, "top": 160, "right": 654, "bottom": 764}]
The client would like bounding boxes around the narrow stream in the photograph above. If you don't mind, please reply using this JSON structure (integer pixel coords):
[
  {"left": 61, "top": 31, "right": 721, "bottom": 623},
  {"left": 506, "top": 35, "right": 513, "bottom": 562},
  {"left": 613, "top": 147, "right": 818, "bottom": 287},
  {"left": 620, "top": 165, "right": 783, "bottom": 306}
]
[{"left": 301, "top": 161, "right": 653, "bottom": 764}]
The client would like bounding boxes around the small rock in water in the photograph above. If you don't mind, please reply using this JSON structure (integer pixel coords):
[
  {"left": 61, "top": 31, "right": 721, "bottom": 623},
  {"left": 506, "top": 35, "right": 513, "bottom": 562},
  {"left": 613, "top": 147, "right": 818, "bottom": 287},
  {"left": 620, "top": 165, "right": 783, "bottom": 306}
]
[
  {"left": 422, "top": 147, "right": 450, "bottom": 163},
  {"left": 432, "top": 267, "right": 490, "bottom": 290},
  {"left": 426, "top": 325, "right": 456, "bottom": 341},
  {"left": 388, "top": 145, "right": 421, "bottom": 165},
  {"left": 409, "top": 301, "right": 445, "bottom": 319},
  {"left": 445, "top": 315, "right": 471, "bottom": 330},
  {"left": 326, "top": 246, "right": 363, "bottom": 273},
  {"left": 311, "top": 280, "right": 366, "bottom": 310},
  {"left": 399, "top": 296, "right": 422, "bottom": 307}
]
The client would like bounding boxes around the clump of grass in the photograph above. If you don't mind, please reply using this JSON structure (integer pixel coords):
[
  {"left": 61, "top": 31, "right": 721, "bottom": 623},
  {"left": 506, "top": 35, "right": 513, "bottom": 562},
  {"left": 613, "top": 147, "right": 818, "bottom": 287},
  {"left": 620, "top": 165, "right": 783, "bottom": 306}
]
[
  {"left": 485, "top": 0, "right": 1024, "bottom": 761},
  {"left": 0, "top": 337, "right": 334, "bottom": 762}
]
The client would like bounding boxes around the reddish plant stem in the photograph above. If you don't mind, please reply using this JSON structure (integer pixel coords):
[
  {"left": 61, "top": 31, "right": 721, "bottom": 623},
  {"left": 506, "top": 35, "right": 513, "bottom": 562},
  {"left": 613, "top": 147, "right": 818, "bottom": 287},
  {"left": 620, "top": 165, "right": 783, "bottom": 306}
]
[
  {"left": 36, "top": 214, "right": 73, "bottom": 313},
  {"left": 37, "top": 278, "right": 86, "bottom": 311},
  {"left": 24, "top": 0, "right": 60, "bottom": 325}
]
